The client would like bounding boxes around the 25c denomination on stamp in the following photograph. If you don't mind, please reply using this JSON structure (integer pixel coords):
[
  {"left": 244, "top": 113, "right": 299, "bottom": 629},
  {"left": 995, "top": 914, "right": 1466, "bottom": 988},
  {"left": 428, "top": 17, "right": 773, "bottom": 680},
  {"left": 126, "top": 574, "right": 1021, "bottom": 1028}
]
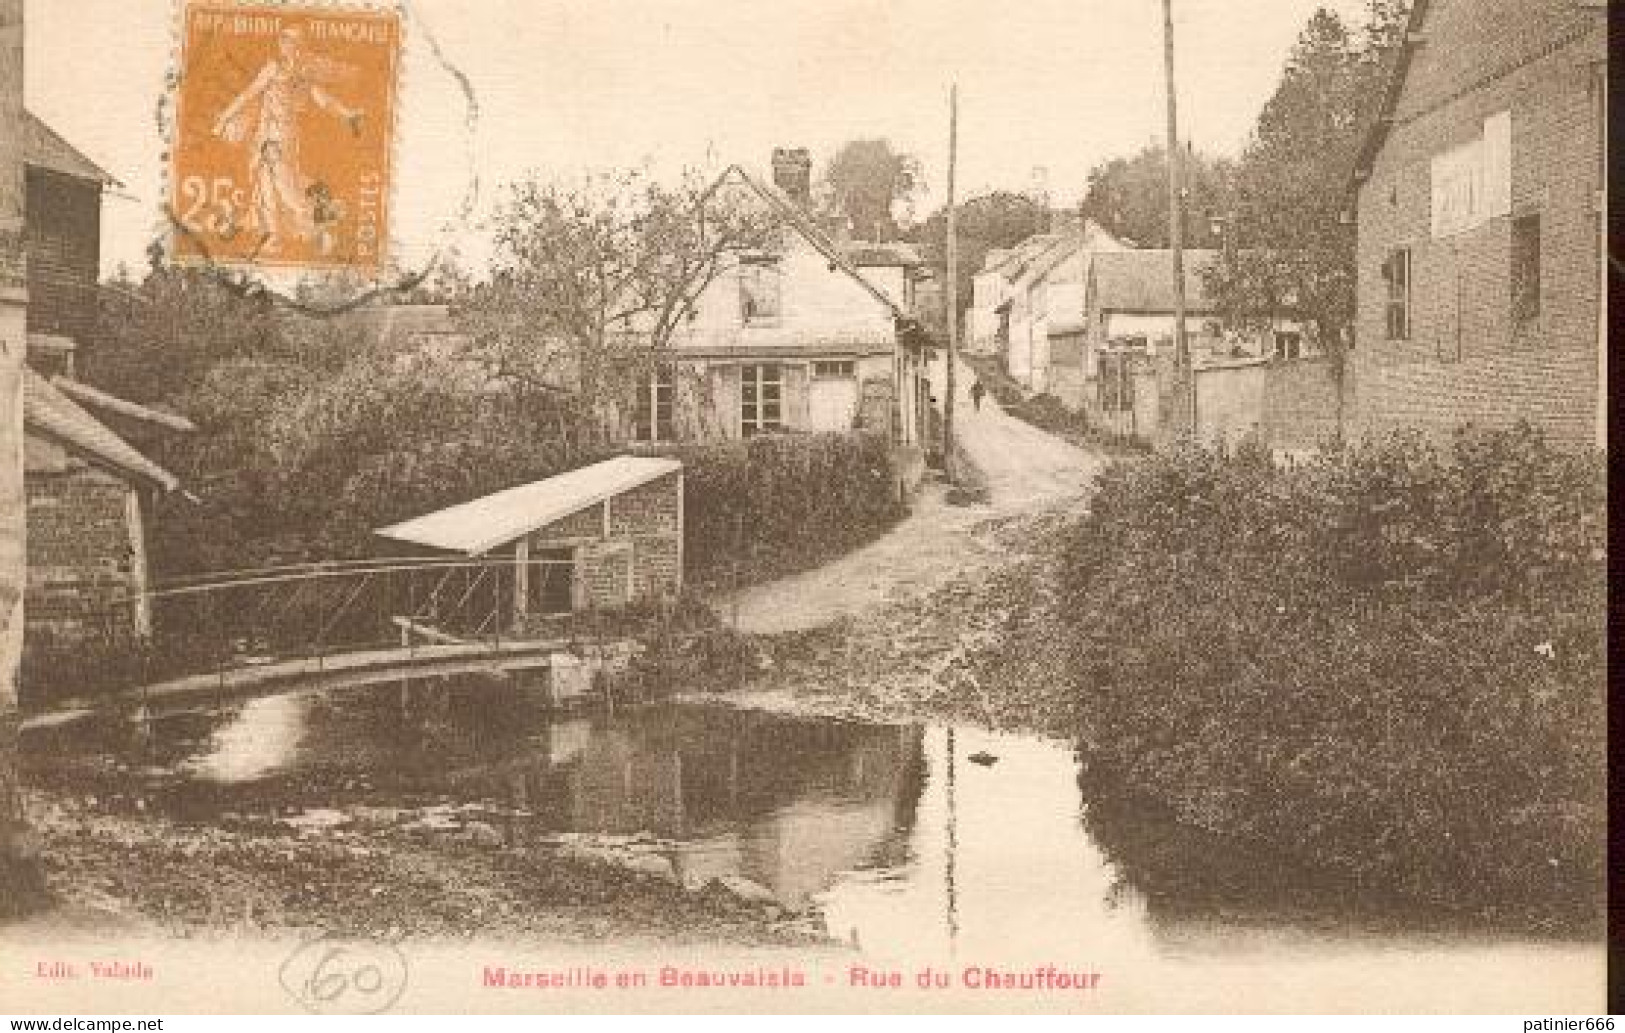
[{"left": 170, "top": 1, "right": 400, "bottom": 273}]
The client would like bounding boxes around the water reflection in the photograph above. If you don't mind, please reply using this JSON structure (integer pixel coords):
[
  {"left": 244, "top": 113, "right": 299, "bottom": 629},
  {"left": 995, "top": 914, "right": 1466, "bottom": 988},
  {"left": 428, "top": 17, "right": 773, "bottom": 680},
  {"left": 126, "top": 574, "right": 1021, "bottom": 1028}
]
[
  {"left": 181, "top": 693, "right": 310, "bottom": 783},
  {"left": 23, "top": 681, "right": 927, "bottom": 913},
  {"left": 19, "top": 679, "right": 1602, "bottom": 1010}
]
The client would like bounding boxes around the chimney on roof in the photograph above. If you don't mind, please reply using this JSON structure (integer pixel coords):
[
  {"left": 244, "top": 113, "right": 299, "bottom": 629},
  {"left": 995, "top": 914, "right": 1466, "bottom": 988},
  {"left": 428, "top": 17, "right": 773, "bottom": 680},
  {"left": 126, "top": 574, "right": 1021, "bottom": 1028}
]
[{"left": 771, "top": 147, "right": 812, "bottom": 206}]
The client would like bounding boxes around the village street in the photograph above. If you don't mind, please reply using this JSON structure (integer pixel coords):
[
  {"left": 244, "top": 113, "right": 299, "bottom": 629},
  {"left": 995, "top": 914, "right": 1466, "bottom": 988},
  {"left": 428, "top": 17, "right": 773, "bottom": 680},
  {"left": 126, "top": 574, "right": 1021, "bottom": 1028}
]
[
  {"left": 725, "top": 355, "right": 1104, "bottom": 637},
  {"left": 701, "top": 355, "right": 1104, "bottom": 736}
]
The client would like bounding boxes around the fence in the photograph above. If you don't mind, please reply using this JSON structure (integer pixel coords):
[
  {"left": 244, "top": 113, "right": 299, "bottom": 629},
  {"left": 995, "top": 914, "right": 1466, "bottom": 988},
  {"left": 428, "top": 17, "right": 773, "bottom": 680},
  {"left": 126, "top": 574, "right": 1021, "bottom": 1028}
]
[{"left": 19, "top": 554, "right": 675, "bottom": 706}]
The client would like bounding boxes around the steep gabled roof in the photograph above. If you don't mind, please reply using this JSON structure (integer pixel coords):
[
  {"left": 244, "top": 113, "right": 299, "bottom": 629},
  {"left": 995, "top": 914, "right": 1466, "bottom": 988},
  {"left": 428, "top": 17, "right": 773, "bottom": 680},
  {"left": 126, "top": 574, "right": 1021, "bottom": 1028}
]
[
  {"left": 1009, "top": 235, "right": 1079, "bottom": 293},
  {"left": 1348, "top": 0, "right": 1432, "bottom": 197},
  {"left": 987, "top": 233, "right": 1063, "bottom": 280},
  {"left": 1088, "top": 249, "right": 1222, "bottom": 314},
  {"left": 1017, "top": 219, "right": 1130, "bottom": 292},
  {"left": 24, "top": 111, "right": 120, "bottom": 187},
  {"left": 712, "top": 165, "right": 913, "bottom": 325},
  {"left": 24, "top": 369, "right": 178, "bottom": 491}
]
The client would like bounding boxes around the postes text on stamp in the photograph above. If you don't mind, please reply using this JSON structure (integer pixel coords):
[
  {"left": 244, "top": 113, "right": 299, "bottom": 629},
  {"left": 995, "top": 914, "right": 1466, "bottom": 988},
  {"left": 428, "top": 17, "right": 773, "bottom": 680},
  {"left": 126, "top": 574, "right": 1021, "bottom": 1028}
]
[{"left": 171, "top": 2, "right": 400, "bottom": 273}]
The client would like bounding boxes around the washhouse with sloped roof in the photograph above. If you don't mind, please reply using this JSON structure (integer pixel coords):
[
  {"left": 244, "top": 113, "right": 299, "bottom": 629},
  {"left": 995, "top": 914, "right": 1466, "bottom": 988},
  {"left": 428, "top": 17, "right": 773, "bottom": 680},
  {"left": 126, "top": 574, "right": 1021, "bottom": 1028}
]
[{"left": 375, "top": 456, "right": 684, "bottom": 633}]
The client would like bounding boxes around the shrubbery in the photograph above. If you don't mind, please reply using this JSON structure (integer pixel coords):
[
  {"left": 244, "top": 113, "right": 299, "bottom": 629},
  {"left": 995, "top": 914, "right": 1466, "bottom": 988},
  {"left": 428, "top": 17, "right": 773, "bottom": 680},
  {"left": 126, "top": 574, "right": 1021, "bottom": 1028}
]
[
  {"left": 1058, "top": 425, "right": 1605, "bottom": 928},
  {"left": 654, "top": 430, "right": 905, "bottom": 584}
]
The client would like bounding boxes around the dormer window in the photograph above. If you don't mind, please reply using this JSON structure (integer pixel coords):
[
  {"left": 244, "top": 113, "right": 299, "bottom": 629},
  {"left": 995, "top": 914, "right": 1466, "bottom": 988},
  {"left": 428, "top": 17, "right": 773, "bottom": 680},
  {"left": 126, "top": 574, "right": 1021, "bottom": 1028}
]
[{"left": 739, "top": 258, "right": 782, "bottom": 325}]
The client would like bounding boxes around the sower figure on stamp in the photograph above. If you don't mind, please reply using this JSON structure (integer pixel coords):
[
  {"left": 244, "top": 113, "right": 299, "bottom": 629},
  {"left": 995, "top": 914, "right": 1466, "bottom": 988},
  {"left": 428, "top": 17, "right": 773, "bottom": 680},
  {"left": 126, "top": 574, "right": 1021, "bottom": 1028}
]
[
  {"left": 970, "top": 377, "right": 985, "bottom": 412},
  {"left": 212, "top": 26, "right": 365, "bottom": 257}
]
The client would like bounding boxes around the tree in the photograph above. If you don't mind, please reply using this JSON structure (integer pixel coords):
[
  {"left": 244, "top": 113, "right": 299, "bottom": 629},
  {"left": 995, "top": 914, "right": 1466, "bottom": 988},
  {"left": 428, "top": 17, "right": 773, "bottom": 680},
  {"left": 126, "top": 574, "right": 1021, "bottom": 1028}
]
[
  {"left": 87, "top": 260, "right": 285, "bottom": 406},
  {"left": 916, "top": 191, "right": 1049, "bottom": 321},
  {"left": 1203, "top": 4, "right": 1412, "bottom": 363},
  {"left": 1079, "top": 143, "right": 1233, "bottom": 249},
  {"left": 819, "top": 138, "right": 923, "bottom": 242},
  {"left": 261, "top": 346, "right": 587, "bottom": 556},
  {"left": 457, "top": 166, "right": 781, "bottom": 437}
]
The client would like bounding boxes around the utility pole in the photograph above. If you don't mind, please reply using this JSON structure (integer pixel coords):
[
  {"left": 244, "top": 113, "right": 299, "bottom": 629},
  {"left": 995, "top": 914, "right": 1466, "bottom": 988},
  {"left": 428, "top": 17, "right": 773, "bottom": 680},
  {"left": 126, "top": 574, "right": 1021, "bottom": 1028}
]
[
  {"left": 0, "top": 0, "right": 33, "bottom": 907},
  {"left": 1160, "top": 0, "right": 1196, "bottom": 435},
  {"left": 942, "top": 83, "right": 960, "bottom": 482}
]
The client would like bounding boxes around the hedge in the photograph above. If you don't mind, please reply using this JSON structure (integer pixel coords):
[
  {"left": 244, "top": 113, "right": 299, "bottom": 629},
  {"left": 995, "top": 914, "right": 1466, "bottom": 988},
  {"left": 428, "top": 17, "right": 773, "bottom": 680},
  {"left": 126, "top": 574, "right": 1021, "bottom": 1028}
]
[
  {"left": 1057, "top": 425, "right": 1605, "bottom": 929},
  {"left": 656, "top": 429, "right": 905, "bottom": 585}
]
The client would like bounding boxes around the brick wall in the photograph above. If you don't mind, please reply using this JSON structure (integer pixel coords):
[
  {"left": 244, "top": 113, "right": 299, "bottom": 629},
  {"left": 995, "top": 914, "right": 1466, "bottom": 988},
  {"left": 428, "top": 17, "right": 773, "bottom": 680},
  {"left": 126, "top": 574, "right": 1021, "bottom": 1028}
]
[
  {"left": 609, "top": 472, "right": 679, "bottom": 537},
  {"left": 525, "top": 474, "right": 684, "bottom": 612},
  {"left": 532, "top": 502, "right": 604, "bottom": 545},
  {"left": 576, "top": 541, "right": 632, "bottom": 609},
  {"left": 632, "top": 536, "right": 680, "bottom": 599},
  {"left": 1260, "top": 359, "right": 1347, "bottom": 453},
  {"left": 23, "top": 461, "right": 139, "bottom": 640},
  {"left": 1352, "top": 0, "right": 1605, "bottom": 451}
]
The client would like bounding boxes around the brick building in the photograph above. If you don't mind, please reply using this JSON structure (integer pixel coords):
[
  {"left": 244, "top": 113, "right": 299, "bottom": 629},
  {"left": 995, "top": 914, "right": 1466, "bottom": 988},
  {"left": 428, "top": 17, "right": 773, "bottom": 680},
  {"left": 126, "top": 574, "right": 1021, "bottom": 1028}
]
[
  {"left": 20, "top": 116, "right": 187, "bottom": 665},
  {"left": 1348, "top": 0, "right": 1608, "bottom": 450},
  {"left": 23, "top": 111, "right": 113, "bottom": 351},
  {"left": 23, "top": 368, "right": 177, "bottom": 645},
  {"left": 376, "top": 456, "right": 684, "bottom": 631}
]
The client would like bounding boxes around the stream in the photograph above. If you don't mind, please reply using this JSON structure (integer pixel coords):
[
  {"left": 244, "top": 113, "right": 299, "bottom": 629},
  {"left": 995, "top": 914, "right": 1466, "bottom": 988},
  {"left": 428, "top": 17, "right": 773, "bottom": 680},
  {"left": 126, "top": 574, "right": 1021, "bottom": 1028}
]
[{"left": 19, "top": 673, "right": 1603, "bottom": 1010}]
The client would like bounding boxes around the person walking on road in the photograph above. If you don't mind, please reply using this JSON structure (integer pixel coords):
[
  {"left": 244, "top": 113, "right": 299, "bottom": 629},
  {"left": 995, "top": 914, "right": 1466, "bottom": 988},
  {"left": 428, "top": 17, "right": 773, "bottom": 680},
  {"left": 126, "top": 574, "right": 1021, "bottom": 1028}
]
[{"left": 970, "top": 378, "right": 986, "bottom": 412}]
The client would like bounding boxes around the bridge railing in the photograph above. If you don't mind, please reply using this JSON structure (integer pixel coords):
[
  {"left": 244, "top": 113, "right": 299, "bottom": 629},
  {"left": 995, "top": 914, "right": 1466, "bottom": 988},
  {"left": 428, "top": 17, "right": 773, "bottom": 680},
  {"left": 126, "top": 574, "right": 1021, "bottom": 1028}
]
[{"left": 21, "top": 555, "right": 621, "bottom": 705}]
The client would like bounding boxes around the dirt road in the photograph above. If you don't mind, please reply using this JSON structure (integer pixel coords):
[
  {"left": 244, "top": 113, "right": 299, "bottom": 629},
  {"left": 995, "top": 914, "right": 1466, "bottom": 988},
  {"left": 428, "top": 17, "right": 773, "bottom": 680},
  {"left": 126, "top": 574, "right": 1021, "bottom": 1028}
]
[{"left": 724, "top": 356, "right": 1103, "bottom": 636}]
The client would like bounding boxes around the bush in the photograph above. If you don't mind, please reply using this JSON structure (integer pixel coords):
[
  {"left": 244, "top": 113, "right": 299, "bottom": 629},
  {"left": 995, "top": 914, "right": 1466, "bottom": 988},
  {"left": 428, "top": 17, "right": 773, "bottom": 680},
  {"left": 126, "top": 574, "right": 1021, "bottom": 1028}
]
[
  {"left": 658, "top": 430, "right": 905, "bottom": 585},
  {"left": 1057, "top": 424, "right": 1605, "bottom": 928}
]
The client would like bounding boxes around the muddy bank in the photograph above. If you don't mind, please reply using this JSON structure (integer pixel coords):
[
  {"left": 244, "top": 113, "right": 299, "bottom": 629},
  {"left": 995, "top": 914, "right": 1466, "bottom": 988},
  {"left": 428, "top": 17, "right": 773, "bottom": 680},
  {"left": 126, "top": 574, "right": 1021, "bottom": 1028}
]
[
  {"left": 689, "top": 506, "right": 1080, "bottom": 740},
  {"left": 17, "top": 793, "right": 830, "bottom": 948}
]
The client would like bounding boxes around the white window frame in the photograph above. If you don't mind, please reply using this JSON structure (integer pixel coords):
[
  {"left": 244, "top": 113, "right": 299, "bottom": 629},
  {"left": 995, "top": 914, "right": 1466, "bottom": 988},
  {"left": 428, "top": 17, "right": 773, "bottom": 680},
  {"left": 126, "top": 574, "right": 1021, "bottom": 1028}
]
[
  {"left": 740, "top": 363, "right": 784, "bottom": 436},
  {"left": 738, "top": 259, "right": 783, "bottom": 326},
  {"left": 633, "top": 364, "right": 676, "bottom": 442}
]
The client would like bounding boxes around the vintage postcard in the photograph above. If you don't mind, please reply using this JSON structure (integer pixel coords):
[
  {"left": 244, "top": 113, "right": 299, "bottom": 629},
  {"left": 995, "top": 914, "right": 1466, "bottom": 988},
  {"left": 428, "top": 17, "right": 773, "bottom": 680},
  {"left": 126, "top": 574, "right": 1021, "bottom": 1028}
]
[{"left": 0, "top": 0, "right": 1610, "bottom": 1018}]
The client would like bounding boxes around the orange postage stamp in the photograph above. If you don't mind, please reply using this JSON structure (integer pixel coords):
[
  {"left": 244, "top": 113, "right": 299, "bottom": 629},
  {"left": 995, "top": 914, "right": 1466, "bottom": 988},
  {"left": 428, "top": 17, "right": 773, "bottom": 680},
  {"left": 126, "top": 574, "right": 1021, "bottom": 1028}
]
[{"left": 170, "top": 2, "right": 401, "bottom": 272}]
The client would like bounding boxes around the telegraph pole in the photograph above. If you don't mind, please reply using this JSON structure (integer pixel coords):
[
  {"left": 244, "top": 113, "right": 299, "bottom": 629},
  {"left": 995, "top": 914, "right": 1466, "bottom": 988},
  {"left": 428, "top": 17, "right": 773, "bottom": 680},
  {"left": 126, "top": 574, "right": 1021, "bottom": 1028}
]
[
  {"left": 0, "top": 0, "right": 32, "bottom": 905},
  {"left": 943, "top": 83, "right": 959, "bottom": 482},
  {"left": 1160, "top": 0, "right": 1196, "bottom": 434}
]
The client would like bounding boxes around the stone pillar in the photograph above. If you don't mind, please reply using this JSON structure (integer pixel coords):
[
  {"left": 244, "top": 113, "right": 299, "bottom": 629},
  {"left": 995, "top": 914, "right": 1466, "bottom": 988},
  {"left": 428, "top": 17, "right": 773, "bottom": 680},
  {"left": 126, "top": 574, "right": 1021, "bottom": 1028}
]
[{"left": 0, "top": 0, "right": 37, "bottom": 914}]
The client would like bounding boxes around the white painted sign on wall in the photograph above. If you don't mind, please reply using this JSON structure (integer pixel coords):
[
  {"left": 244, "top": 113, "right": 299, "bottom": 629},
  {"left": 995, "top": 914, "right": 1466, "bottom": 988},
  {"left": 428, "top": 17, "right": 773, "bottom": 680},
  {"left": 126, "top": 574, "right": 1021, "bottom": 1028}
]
[{"left": 1431, "top": 110, "right": 1512, "bottom": 237}]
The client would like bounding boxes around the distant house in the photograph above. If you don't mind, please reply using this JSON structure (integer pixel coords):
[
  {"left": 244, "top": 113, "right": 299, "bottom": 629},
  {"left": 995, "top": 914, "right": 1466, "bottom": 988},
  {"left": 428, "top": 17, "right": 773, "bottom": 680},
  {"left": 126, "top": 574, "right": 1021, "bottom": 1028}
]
[
  {"left": 376, "top": 456, "right": 684, "bottom": 630},
  {"left": 21, "top": 115, "right": 188, "bottom": 660},
  {"left": 610, "top": 156, "right": 934, "bottom": 453},
  {"left": 1003, "top": 220, "right": 1127, "bottom": 393},
  {"left": 1070, "top": 249, "right": 1332, "bottom": 453},
  {"left": 966, "top": 233, "right": 1064, "bottom": 357},
  {"left": 1348, "top": 0, "right": 1607, "bottom": 450}
]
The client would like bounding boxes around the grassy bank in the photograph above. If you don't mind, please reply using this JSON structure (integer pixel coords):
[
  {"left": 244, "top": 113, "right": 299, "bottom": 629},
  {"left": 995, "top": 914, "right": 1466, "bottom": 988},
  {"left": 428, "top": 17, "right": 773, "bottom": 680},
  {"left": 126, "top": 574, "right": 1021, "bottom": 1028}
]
[{"left": 1053, "top": 426, "right": 1606, "bottom": 931}]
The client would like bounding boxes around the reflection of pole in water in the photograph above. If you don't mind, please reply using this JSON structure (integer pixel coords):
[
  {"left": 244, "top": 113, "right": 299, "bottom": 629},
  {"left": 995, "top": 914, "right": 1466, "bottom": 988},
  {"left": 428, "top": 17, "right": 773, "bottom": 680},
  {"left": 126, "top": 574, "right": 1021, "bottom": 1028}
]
[{"left": 944, "top": 726, "right": 959, "bottom": 955}]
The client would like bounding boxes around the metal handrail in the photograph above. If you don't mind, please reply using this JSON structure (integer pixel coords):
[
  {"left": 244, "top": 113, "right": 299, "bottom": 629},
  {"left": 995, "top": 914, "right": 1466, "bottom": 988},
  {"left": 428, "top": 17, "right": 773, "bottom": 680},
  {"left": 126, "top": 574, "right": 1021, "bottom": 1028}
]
[{"left": 116, "top": 556, "right": 572, "bottom": 605}]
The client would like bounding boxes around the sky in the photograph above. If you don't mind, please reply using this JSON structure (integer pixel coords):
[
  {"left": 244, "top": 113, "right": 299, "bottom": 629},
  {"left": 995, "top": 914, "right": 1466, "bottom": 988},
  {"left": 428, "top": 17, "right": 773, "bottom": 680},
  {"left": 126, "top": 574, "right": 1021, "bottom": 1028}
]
[{"left": 25, "top": 0, "right": 1374, "bottom": 279}]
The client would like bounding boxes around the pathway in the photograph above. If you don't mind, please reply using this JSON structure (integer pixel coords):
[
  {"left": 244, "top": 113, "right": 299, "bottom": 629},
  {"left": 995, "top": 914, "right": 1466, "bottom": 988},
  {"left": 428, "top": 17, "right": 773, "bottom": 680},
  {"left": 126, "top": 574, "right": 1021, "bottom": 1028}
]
[{"left": 723, "top": 355, "right": 1105, "bottom": 635}]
